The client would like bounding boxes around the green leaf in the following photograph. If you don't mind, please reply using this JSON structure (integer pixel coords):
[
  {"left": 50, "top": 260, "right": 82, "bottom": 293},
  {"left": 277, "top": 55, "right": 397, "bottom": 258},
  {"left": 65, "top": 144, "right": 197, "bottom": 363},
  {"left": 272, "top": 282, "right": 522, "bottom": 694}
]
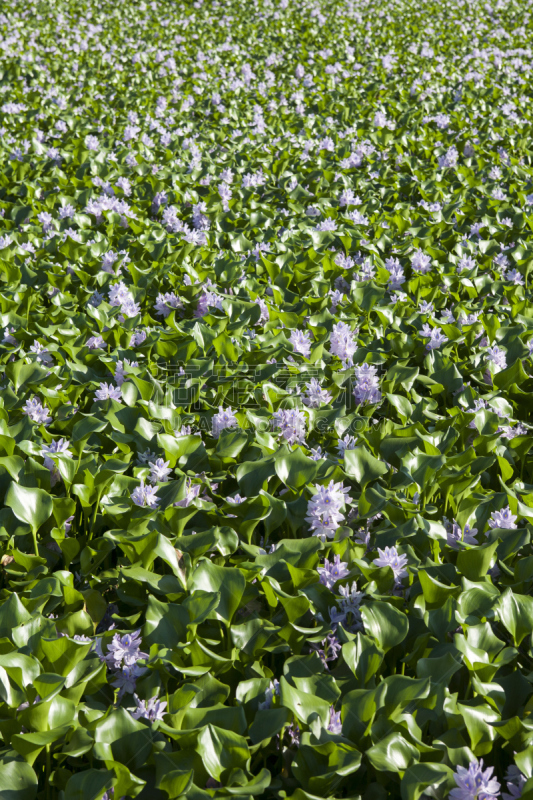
[
  {"left": 0, "top": 592, "right": 32, "bottom": 640},
  {"left": 5, "top": 362, "right": 50, "bottom": 393},
  {"left": 360, "top": 601, "right": 408, "bottom": 652},
  {"left": 4, "top": 483, "right": 53, "bottom": 534},
  {"left": 457, "top": 541, "right": 499, "bottom": 581},
  {"left": 12, "top": 726, "right": 73, "bottom": 766},
  {"left": 93, "top": 708, "right": 156, "bottom": 770},
  {"left": 274, "top": 447, "right": 318, "bottom": 489},
  {"left": 279, "top": 675, "right": 330, "bottom": 726},
  {"left": 40, "top": 637, "right": 92, "bottom": 677},
  {"left": 71, "top": 416, "right": 109, "bottom": 442},
  {"left": 0, "top": 757, "right": 38, "bottom": 800},
  {"left": 366, "top": 731, "right": 419, "bottom": 773},
  {"left": 498, "top": 588, "right": 533, "bottom": 646},
  {"left": 196, "top": 724, "right": 250, "bottom": 781},
  {"left": 236, "top": 456, "right": 276, "bottom": 496},
  {"left": 400, "top": 762, "right": 454, "bottom": 800},
  {"left": 189, "top": 560, "right": 245, "bottom": 624},
  {"left": 342, "top": 635, "right": 384, "bottom": 686},
  {"left": 64, "top": 769, "right": 114, "bottom": 800},
  {"left": 343, "top": 446, "right": 388, "bottom": 487},
  {"left": 249, "top": 708, "right": 290, "bottom": 744},
  {"left": 419, "top": 570, "right": 460, "bottom": 607}
]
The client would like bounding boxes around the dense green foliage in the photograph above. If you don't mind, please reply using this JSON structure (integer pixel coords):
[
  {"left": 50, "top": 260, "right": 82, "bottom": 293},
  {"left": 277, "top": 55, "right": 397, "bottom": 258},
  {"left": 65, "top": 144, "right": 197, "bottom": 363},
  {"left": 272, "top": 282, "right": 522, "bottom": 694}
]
[{"left": 1, "top": 0, "right": 533, "bottom": 799}]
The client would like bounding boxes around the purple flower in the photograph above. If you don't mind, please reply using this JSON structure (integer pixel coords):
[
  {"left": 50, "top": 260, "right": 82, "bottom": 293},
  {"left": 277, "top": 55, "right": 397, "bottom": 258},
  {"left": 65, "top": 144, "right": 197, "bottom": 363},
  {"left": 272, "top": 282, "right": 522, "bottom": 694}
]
[
  {"left": 89, "top": 290, "right": 104, "bottom": 307},
  {"left": 287, "top": 720, "right": 300, "bottom": 747},
  {"left": 421, "top": 323, "right": 448, "bottom": 351},
  {"left": 195, "top": 289, "right": 224, "bottom": 317},
  {"left": 438, "top": 145, "right": 458, "bottom": 169},
  {"left": 137, "top": 448, "right": 158, "bottom": 465},
  {"left": 311, "top": 633, "right": 342, "bottom": 669},
  {"left": 102, "top": 251, "right": 119, "bottom": 274},
  {"left": 30, "top": 341, "right": 53, "bottom": 366},
  {"left": 411, "top": 249, "right": 432, "bottom": 274},
  {"left": 306, "top": 480, "right": 351, "bottom": 540},
  {"left": 85, "top": 134, "right": 99, "bottom": 151},
  {"left": 148, "top": 458, "right": 172, "bottom": 484},
  {"left": 302, "top": 378, "right": 332, "bottom": 408},
  {"left": 37, "top": 211, "right": 53, "bottom": 231},
  {"left": 329, "top": 321, "right": 357, "bottom": 365},
  {"left": 354, "top": 257, "right": 375, "bottom": 281},
  {"left": 258, "top": 679, "right": 280, "bottom": 711},
  {"left": 330, "top": 578, "right": 365, "bottom": 633},
  {"left": 110, "top": 663, "right": 148, "bottom": 699},
  {"left": 41, "top": 438, "right": 72, "bottom": 486},
  {"left": 254, "top": 297, "right": 269, "bottom": 325},
  {"left": 192, "top": 201, "right": 209, "bottom": 230},
  {"left": 327, "top": 706, "right": 342, "bottom": 734},
  {"left": 499, "top": 423, "right": 527, "bottom": 440},
  {"left": 174, "top": 479, "right": 201, "bottom": 508},
  {"left": 450, "top": 759, "right": 500, "bottom": 800},
  {"left": 227, "top": 494, "right": 245, "bottom": 505},
  {"left": 339, "top": 188, "right": 360, "bottom": 207},
  {"left": 318, "top": 554, "right": 350, "bottom": 589},
  {"left": 87, "top": 334, "right": 105, "bottom": 350},
  {"left": 329, "top": 289, "right": 344, "bottom": 312},
  {"left": 373, "top": 546, "right": 408, "bottom": 583},
  {"left": 218, "top": 182, "right": 233, "bottom": 211},
  {"left": 316, "top": 219, "right": 337, "bottom": 232},
  {"left": 506, "top": 269, "right": 524, "bottom": 286},
  {"left": 444, "top": 518, "right": 479, "bottom": 549},
  {"left": 22, "top": 397, "right": 51, "bottom": 425},
  {"left": 489, "top": 507, "right": 517, "bottom": 530},
  {"left": 130, "top": 329, "right": 147, "bottom": 348},
  {"left": 95, "top": 382, "right": 122, "bottom": 402},
  {"left": 337, "top": 434, "right": 357, "bottom": 457},
  {"left": 353, "top": 363, "right": 381, "bottom": 405},
  {"left": 272, "top": 408, "right": 307, "bottom": 445},
  {"left": 486, "top": 345, "right": 507, "bottom": 372},
  {"left": 131, "top": 693, "right": 167, "bottom": 722},
  {"left": 458, "top": 255, "right": 476, "bottom": 273},
  {"left": 108, "top": 282, "right": 140, "bottom": 319},
  {"left": 131, "top": 480, "right": 159, "bottom": 509},
  {"left": 176, "top": 425, "right": 192, "bottom": 437},
  {"left": 289, "top": 329, "right": 312, "bottom": 358},
  {"left": 338, "top": 581, "right": 364, "bottom": 612},
  {"left": 114, "top": 359, "right": 138, "bottom": 387},
  {"left": 385, "top": 257, "right": 405, "bottom": 290},
  {"left": 3, "top": 326, "right": 16, "bottom": 345},
  {"left": 154, "top": 292, "right": 183, "bottom": 318},
  {"left": 116, "top": 177, "right": 131, "bottom": 195},
  {"left": 503, "top": 768, "right": 526, "bottom": 800},
  {"left": 106, "top": 629, "right": 148, "bottom": 669},
  {"left": 354, "top": 527, "right": 371, "bottom": 549},
  {"left": 212, "top": 407, "right": 238, "bottom": 439}
]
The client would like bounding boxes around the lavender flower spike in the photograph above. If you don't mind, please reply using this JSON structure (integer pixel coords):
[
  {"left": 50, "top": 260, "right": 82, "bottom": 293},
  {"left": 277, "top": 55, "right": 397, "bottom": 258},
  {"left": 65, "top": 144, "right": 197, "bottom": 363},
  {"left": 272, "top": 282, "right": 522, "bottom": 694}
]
[
  {"left": 373, "top": 546, "right": 408, "bottom": 583},
  {"left": 450, "top": 759, "right": 500, "bottom": 800},
  {"left": 327, "top": 706, "right": 342, "bottom": 734},
  {"left": 306, "top": 480, "right": 351, "bottom": 540},
  {"left": 131, "top": 693, "right": 167, "bottom": 722},
  {"left": 105, "top": 629, "right": 148, "bottom": 669},
  {"left": 318, "top": 554, "right": 350, "bottom": 589},
  {"left": 131, "top": 480, "right": 160, "bottom": 509},
  {"left": 488, "top": 506, "right": 517, "bottom": 530}
]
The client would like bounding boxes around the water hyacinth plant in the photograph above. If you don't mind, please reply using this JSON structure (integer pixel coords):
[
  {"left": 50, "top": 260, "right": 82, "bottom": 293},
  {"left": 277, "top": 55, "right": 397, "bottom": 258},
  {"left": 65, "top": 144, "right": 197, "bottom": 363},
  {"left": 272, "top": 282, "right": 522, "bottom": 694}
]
[{"left": 1, "top": 0, "right": 533, "bottom": 798}]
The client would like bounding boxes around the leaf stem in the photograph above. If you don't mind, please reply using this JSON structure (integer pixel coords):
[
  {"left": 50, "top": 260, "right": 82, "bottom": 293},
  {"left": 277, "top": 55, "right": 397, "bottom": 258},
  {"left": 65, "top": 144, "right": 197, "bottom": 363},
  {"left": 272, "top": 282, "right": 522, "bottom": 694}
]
[{"left": 45, "top": 744, "right": 51, "bottom": 800}]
